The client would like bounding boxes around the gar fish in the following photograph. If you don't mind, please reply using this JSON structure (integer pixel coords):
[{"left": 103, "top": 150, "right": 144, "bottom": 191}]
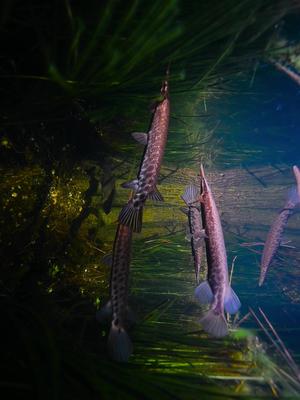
[
  {"left": 259, "top": 165, "right": 300, "bottom": 286},
  {"left": 118, "top": 74, "right": 170, "bottom": 232},
  {"left": 195, "top": 164, "right": 241, "bottom": 337},
  {"left": 96, "top": 223, "right": 133, "bottom": 362},
  {"left": 181, "top": 184, "right": 206, "bottom": 283}
]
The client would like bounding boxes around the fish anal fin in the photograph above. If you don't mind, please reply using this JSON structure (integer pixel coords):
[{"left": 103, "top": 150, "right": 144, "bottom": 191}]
[
  {"left": 224, "top": 286, "right": 241, "bottom": 314},
  {"left": 131, "top": 132, "right": 148, "bottom": 145},
  {"left": 195, "top": 281, "right": 214, "bottom": 304},
  {"left": 121, "top": 179, "right": 139, "bottom": 190},
  {"left": 148, "top": 186, "right": 164, "bottom": 201}
]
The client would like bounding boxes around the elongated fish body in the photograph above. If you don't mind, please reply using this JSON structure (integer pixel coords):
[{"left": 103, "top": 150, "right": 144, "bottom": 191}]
[
  {"left": 259, "top": 166, "right": 300, "bottom": 286},
  {"left": 118, "top": 79, "right": 170, "bottom": 232},
  {"left": 181, "top": 185, "right": 206, "bottom": 283},
  {"left": 195, "top": 165, "right": 241, "bottom": 338},
  {"left": 97, "top": 223, "right": 133, "bottom": 362}
]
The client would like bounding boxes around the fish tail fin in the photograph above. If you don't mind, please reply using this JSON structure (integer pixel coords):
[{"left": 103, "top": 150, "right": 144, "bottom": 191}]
[
  {"left": 181, "top": 184, "right": 199, "bottom": 205},
  {"left": 107, "top": 323, "right": 133, "bottom": 363},
  {"left": 287, "top": 186, "right": 300, "bottom": 206},
  {"left": 200, "top": 309, "right": 228, "bottom": 338},
  {"left": 118, "top": 201, "right": 143, "bottom": 232},
  {"left": 224, "top": 286, "right": 241, "bottom": 314}
]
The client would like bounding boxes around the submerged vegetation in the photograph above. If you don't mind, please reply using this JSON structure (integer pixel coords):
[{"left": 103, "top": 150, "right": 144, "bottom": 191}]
[{"left": 1, "top": 0, "right": 300, "bottom": 398}]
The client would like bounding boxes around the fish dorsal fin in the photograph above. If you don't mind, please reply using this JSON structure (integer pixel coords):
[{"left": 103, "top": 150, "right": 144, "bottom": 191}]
[
  {"left": 131, "top": 132, "right": 148, "bottom": 145},
  {"left": 224, "top": 286, "right": 241, "bottom": 314},
  {"left": 121, "top": 179, "right": 139, "bottom": 190},
  {"left": 181, "top": 184, "right": 199, "bottom": 205},
  {"left": 195, "top": 281, "right": 214, "bottom": 304},
  {"left": 118, "top": 201, "right": 143, "bottom": 232},
  {"left": 148, "top": 186, "right": 164, "bottom": 201}
]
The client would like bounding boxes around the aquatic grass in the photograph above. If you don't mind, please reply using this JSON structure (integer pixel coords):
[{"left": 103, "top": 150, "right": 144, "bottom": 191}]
[{"left": 2, "top": 164, "right": 300, "bottom": 398}]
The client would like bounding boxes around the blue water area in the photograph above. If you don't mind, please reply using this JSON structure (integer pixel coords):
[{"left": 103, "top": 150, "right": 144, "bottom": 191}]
[
  {"left": 208, "top": 62, "right": 300, "bottom": 363},
  {"left": 210, "top": 63, "right": 300, "bottom": 167}
]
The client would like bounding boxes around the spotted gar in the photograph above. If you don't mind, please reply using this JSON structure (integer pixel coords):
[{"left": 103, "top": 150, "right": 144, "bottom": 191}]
[
  {"left": 259, "top": 165, "right": 300, "bottom": 286},
  {"left": 181, "top": 184, "right": 206, "bottom": 283},
  {"left": 118, "top": 75, "right": 170, "bottom": 232},
  {"left": 195, "top": 164, "right": 241, "bottom": 337},
  {"left": 96, "top": 223, "right": 133, "bottom": 362}
]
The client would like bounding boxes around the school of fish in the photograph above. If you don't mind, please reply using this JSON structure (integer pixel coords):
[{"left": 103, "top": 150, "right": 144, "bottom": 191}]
[{"left": 97, "top": 71, "right": 300, "bottom": 362}]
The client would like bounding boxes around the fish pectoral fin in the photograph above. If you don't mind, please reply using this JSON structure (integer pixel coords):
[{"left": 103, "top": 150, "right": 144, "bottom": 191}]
[
  {"left": 96, "top": 300, "right": 112, "bottom": 323},
  {"left": 195, "top": 281, "right": 214, "bottom": 304},
  {"left": 131, "top": 132, "right": 148, "bottom": 145},
  {"left": 180, "top": 206, "right": 189, "bottom": 215},
  {"left": 181, "top": 184, "right": 199, "bottom": 205},
  {"left": 102, "top": 253, "right": 113, "bottom": 267},
  {"left": 121, "top": 179, "right": 139, "bottom": 190},
  {"left": 224, "top": 286, "right": 241, "bottom": 315},
  {"left": 148, "top": 186, "right": 164, "bottom": 201}
]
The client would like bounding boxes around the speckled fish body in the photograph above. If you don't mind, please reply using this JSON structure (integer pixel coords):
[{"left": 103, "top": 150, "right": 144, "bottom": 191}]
[
  {"left": 97, "top": 223, "right": 133, "bottom": 362},
  {"left": 200, "top": 166, "right": 229, "bottom": 314},
  {"left": 189, "top": 206, "right": 204, "bottom": 282},
  {"left": 259, "top": 165, "right": 300, "bottom": 286},
  {"left": 181, "top": 184, "right": 205, "bottom": 283},
  {"left": 110, "top": 223, "right": 132, "bottom": 334},
  {"left": 195, "top": 164, "right": 241, "bottom": 338},
  {"left": 118, "top": 78, "right": 170, "bottom": 232}
]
